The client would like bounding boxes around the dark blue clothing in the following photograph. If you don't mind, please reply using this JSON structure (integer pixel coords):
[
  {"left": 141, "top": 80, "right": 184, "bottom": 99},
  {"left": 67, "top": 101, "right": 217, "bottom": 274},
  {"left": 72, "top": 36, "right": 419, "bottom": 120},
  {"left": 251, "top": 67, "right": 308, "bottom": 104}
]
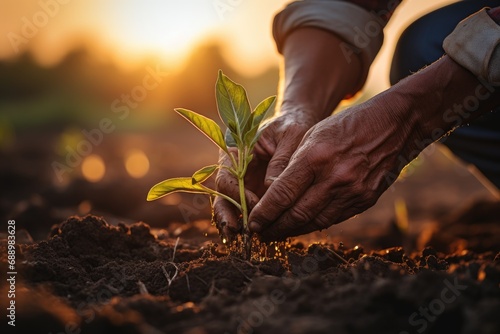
[{"left": 390, "top": 0, "right": 500, "bottom": 187}]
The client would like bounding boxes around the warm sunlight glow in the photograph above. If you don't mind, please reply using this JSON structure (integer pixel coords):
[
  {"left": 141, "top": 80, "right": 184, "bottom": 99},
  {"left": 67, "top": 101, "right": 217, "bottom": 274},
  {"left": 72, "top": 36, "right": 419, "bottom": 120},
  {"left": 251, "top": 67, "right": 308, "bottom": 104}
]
[
  {"left": 0, "top": 0, "right": 461, "bottom": 82},
  {"left": 106, "top": 1, "right": 219, "bottom": 66},
  {"left": 82, "top": 155, "right": 106, "bottom": 182},
  {"left": 125, "top": 149, "right": 150, "bottom": 178}
]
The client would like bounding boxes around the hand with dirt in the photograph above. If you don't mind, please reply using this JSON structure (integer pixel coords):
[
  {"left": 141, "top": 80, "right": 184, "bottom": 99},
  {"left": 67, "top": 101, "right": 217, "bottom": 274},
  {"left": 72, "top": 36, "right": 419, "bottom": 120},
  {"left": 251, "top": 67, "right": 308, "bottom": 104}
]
[
  {"left": 249, "top": 55, "right": 500, "bottom": 241},
  {"left": 213, "top": 28, "right": 363, "bottom": 241}
]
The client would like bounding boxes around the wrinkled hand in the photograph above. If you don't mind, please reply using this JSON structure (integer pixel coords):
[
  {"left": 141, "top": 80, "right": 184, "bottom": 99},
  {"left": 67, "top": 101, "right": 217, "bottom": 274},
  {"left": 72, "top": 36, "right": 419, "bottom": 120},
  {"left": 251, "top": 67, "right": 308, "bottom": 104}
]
[
  {"left": 248, "top": 97, "right": 414, "bottom": 241},
  {"left": 213, "top": 112, "right": 317, "bottom": 240}
]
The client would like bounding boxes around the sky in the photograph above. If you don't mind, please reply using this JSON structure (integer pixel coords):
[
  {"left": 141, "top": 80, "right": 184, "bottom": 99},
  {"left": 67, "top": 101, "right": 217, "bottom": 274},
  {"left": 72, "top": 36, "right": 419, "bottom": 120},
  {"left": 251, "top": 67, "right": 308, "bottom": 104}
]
[{"left": 1, "top": 0, "right": 457, "bottom": 88}]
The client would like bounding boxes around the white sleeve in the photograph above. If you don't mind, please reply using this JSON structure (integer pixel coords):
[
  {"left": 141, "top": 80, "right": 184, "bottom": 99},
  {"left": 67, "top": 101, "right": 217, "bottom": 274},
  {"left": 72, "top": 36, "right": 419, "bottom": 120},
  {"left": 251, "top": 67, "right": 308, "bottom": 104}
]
[{"left": 443, "top": 8, "right": 500, "bottom": 86}]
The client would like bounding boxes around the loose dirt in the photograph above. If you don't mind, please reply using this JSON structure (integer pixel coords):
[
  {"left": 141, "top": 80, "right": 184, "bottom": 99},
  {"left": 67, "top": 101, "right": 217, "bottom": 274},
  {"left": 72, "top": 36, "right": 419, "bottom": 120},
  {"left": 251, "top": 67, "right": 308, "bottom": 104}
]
[{"left": 1, "top": 212, "right": 498, "bottom": 334}]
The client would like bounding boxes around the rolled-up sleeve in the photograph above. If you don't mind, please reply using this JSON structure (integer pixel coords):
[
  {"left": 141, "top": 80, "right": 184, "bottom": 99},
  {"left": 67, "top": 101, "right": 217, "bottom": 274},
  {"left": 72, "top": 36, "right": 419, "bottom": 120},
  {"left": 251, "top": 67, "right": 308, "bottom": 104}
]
[
  {"left": 273, "top": 0, "right": 401, "bottom": 92},
  {"left": 443, "top": 7, "right": 500, "bottom": 86}
]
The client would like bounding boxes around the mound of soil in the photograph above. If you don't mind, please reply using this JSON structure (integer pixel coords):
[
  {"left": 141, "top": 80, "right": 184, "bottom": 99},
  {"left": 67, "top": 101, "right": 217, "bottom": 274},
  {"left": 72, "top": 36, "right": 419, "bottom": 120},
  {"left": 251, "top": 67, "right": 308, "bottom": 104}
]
[{"left": 1, "top": 215, "right": 499, "bottom": 334}]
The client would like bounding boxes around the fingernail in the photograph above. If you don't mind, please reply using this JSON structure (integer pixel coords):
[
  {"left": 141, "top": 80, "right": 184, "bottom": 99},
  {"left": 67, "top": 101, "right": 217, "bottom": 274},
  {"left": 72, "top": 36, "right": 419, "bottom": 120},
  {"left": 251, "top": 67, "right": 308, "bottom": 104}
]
[{"left": 249, "top": 221, "right": 260, "bottom": 232}]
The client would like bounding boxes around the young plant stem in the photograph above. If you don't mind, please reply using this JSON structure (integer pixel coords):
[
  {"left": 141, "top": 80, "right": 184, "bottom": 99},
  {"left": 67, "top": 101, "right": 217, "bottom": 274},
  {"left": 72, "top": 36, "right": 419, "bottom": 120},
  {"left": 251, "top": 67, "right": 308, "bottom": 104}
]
[
  {"left": 237, "top": 147, "right": 251, "bottom": 260},
  {"left": 148, "top": 71, "right": 276, "bottom": 261},
  {"left": 238, "top": 173, "right": 251, "bottom": 259}
]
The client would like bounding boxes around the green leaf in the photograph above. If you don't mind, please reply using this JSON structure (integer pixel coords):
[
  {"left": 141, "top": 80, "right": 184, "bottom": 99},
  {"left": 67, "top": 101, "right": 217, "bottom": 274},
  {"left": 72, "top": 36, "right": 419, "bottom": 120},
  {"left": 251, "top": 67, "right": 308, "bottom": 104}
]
[
  {"left": 244, "top": 120, "right": 267, "bottom": 149},
  {"left": 215, "top": 70, "right": 251, "bottom": 137},
  {"left": 227, "top": 120, "right": 238, "bottom": 134},
  {"left": 192, "top": 165, "right": 218, "bottom": 184},
  {"left": 147, "top": 177, "right": 243, "bottom": 210},
  {"left": 243, "top": 96, "right": 275, "bottom": 147},
  {"left": 244, "top": 124, "right": 258, "bottom": 148},
  {"left": 252, "top": 96, "right": 276, "bottom": 128},
  {"left": 147, "top": 177, "right": 210, "bottom": 201},
  {"left": 175, "top": 108, "right": 228, "bottom": 153}
]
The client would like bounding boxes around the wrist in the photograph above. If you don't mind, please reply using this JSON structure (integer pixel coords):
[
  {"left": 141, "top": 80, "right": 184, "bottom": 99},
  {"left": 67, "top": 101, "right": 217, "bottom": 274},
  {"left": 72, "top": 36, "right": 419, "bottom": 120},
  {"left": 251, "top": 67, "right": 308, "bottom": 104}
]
[
  {"left": 390, "top": 56, "right": 500, "bottom": 158},
  {"left": 278, "top": 102, "right": 326, "bottom": 126}
]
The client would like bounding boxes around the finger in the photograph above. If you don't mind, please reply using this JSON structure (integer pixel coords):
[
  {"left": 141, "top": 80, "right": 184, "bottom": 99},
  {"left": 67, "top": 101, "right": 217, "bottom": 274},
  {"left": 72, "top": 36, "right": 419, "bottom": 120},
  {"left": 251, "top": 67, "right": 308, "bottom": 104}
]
[
  {"left": 215, "top": 163, "right": 260, "bottom": 240},
  {"left": 217, "top": 146, "right": 262, "bottom": 200},
  {"left": 244, "top": 188, "right": 261, "bottom": 212},
  {"left": 260, "top": 201, "right": 337, "bottom": 241},
  {"left": 259, "top": 183, "right": 335, "bottom": 241},
  {"left": 213, "top": 196, "right": 241, "bottom": 241},
  {"left": 264, "top": 140, "right": 297, "bottom": 187},
  {"left": 254, "top": 135, "right": 276, "bottom": 159},
  {"left": 248, "top": 161, "right": 314, "bottom": 233},
  {"left": 215, "top": 167, "right": 240, "bottom": 200},
  {"left": 261, "top": 190, "right": 378, "bottom": 241},
  {"left": 215, "top": 166, "right": 260, "bottom": 210}
]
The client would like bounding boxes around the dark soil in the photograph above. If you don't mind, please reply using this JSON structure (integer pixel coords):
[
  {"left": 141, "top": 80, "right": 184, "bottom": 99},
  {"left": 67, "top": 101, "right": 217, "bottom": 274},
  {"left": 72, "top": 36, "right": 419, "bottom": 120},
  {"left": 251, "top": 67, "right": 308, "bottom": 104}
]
[{"left": 1, "top": 211, "right": 499, "bottom": 334}]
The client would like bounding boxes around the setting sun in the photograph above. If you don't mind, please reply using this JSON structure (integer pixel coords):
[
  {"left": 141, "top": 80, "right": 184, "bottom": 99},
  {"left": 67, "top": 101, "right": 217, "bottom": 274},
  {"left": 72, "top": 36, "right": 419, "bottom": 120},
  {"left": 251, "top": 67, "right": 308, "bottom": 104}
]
[
  {"left": 106, "top": 1, "right": 220, "bottom": 65},
  {"left": 0, "top": 0, "right": 287, "bottom": 74}
]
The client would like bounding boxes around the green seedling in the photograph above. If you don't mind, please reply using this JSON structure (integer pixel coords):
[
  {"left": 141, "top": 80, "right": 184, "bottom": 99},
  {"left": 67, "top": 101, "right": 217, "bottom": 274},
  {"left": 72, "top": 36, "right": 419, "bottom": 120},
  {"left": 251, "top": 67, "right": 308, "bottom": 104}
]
[{"left": 147, "top": 70, "right": 276, "bottom": 259}]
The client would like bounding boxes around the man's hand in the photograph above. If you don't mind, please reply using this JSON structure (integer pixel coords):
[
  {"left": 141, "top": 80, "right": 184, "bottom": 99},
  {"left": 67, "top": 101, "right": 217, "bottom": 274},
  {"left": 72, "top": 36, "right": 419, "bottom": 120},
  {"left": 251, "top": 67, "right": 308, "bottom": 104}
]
[
  {"left": 213, "top": 112, "right": 316, "bottom": 240},
  {"left": 249, "top": 55, "right": 500, "bottom": 241},
  {"left": 248, "top": 95, "right": 412, "bottom": 241}
]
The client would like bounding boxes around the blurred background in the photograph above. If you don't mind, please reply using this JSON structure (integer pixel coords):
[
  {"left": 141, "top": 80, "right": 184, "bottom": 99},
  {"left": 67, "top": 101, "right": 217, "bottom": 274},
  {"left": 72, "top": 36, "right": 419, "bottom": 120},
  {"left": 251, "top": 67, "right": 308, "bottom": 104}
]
[{"left": 1, "top": 0, "right": 496, "bottom": 248}]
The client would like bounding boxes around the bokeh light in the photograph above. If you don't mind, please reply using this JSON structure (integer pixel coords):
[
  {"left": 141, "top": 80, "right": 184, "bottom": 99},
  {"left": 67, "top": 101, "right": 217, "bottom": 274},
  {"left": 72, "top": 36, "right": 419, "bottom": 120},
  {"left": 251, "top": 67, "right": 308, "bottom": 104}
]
[
  {"left": 125, "top": 149, "right": 150, "bottom": 178},
  {"left": 81, "top": 154, "right": 106, "bottom": 182},
  {"left": 78, "top": 200, "right": 92, "bottom": 215}
]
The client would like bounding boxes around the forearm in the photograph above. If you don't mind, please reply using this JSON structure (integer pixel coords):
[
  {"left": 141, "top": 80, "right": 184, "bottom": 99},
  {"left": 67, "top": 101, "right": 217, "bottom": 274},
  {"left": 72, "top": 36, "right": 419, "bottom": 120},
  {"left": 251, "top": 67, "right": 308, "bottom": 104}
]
[
  {"left": 387, "top": 55, "right": 500, "bottom": 159},
  {"left": 279, "top": 28, "right": 363, "bottom": 122},
  {"left": 394, "top": 6, "right": 500, "bottom": 157},
  {"left": 272, "top": 0, "right": 397, "bottom": 123}
]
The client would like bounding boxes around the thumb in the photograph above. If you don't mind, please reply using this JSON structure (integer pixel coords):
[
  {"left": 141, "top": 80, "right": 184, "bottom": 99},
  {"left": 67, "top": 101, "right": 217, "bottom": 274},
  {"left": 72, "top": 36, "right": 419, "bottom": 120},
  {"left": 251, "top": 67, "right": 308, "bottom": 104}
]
[{"left": 264, "top": 141, "right": 297, "bottom": 187}]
